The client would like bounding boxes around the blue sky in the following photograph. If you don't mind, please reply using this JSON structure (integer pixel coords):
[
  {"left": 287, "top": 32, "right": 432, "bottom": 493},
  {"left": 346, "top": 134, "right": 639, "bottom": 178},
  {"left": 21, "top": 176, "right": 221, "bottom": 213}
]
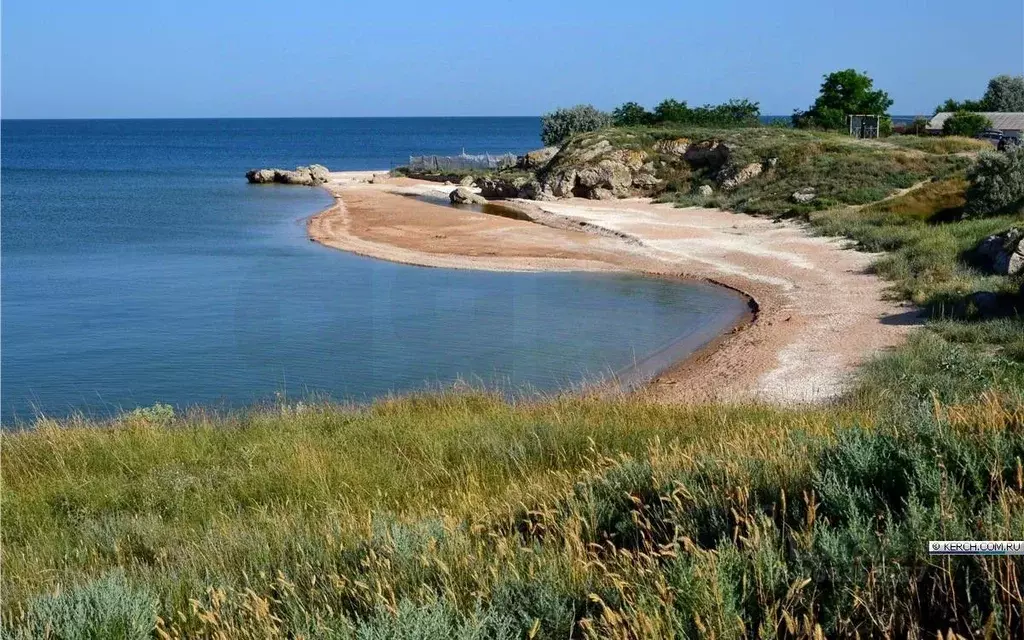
[{"left": 3, "top": 0, "right": 1022, "bottom": 118}]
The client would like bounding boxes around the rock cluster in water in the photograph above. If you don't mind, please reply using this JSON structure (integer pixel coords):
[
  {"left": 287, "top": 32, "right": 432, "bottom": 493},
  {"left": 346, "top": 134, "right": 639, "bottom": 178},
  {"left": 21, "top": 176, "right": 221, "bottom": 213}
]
[{"left": 246, "top": 164, "right": 330, "bottom": 186}]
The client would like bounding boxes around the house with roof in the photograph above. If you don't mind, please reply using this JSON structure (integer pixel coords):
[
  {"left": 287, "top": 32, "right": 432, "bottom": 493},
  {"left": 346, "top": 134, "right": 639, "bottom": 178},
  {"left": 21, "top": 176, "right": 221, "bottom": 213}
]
[{"left": 926, "top": 112, "right": 1024, "bottom": 139}]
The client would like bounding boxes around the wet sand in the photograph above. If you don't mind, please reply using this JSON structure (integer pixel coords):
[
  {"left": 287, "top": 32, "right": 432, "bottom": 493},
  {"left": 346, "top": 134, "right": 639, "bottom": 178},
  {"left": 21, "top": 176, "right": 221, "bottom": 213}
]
[{"left": 307, "top": 171, "right": 920, "bottom": 404}]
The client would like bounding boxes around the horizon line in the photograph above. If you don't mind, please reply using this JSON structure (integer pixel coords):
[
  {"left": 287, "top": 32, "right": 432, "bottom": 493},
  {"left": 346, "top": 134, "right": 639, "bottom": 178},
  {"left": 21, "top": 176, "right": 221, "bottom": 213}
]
[{"left": 1, "top": 112, "right": 936, "bottom": 122}]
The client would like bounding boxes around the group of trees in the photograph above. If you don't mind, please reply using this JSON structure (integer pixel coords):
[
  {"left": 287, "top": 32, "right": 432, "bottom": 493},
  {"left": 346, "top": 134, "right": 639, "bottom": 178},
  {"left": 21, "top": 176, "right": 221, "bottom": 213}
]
[
  {"left": 937, "top": 75, "right": 1024, "bottom": 113},
  {"left": 611, "top": 98, "right": 761, "bottom": 128},
  {"left": 540, "top": 72, "right": 1024, "bottom": 147},
  {"left": 540, "top": 98, "right": 759, "bottom": 145}
]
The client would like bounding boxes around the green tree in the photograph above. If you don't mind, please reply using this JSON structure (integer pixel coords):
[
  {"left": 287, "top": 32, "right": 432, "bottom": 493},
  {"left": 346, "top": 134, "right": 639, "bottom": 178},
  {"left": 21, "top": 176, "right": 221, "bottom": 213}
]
[
  {"left": 981, "top": 74, "right": 1024, "bottom": 112},
  {"left": 935, "top": 97, "right": 986, "bottom": 113},
  {"left": 611, "top": 101, "right": 653, "bottom": 126},
  {"left": 942, "top": 111, "right": 992, "bottom": 137},
  {"left": 652, "top": 99, "right": 691, "bottom": 123},
  {"left": 539, "top": 105, "right": 612, "bottom": 146},
  {"left": 936, "top": 74, "right": 1024, "bottom": 113},
  {"left": 794, "top": 69, "right": 893, "bottom": 130}
]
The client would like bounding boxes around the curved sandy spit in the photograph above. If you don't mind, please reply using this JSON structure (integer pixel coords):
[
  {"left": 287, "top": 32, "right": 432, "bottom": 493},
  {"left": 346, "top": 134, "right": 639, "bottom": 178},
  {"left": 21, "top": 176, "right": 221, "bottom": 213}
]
[{"left": 306, "top": 171, "right": 920, "bottom": 404}]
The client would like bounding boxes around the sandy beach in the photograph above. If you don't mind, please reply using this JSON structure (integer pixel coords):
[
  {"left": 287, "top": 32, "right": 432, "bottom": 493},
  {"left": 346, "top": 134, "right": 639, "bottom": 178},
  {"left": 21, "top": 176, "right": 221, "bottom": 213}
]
[{"left": 308, "top": 171, "right": 920, "bottom": 404}]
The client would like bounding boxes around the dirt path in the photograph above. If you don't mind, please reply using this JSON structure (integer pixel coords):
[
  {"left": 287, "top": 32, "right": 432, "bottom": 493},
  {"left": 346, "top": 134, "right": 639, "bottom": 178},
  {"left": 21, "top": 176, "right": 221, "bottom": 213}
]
[{"left": 308, "top": 172, "right": 920, "bottom": 404}]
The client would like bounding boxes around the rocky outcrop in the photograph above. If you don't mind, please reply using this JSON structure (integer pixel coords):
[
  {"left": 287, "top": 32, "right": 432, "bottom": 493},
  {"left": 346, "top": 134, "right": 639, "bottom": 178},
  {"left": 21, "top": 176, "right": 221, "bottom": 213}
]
[
  {"left": 478, "top": 176, "right": 527, "bottom": 199},
  {"left": 683, "top": 140, "right": 731, "bottom": 169},
  {"left": 720, "top": 162, "right": 763, "bottom": 190},
  {"left": 517, "top": 146, "right": 559, "bottom": 170},
  {"left": 449, "top": 187, "right": 487, "bottom": 205},
  {"left": 549, "top": 170, "right": 577, "bottom": 198},
  {"left": 246, "top": 164, "right": 330, "bottom": 186},
  {"left": 459, "top": 175, "right": 475, "bottom": 187},
  {"left": 973, "top": 227, "right": 1024, "bottom": 275},
  {"left": 653, "top": 138, "right": 691, "bottom": 156},
  {"left": 475, "top": 176, "right": 554, "bottom": 201},
  {"left": 538, "top": 139, "right": 659, "bottom": 200}
]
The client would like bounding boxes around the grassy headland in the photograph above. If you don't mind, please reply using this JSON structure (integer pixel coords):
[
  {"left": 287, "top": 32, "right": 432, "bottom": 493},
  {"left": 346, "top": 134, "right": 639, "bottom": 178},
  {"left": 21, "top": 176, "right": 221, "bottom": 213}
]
[{"left": 4, "top": 126, "right": 1024, "bottom": 638}]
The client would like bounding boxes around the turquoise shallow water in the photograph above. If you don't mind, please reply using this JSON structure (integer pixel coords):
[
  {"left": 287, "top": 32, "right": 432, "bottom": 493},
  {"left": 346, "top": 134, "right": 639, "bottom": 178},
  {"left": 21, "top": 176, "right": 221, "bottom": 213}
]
[{"left": 1, "top": 118, "right": 748, "bottom": 423}]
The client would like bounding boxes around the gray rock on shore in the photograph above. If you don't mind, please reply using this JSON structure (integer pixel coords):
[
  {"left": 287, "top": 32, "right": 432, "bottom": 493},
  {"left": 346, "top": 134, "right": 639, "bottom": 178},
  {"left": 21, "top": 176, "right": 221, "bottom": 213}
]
[
  {"left": 449, "top": 187, "right": 487, "bottom": 205},
  {"left": 246, "top": 164, "right": 330, "bottom": 186}
]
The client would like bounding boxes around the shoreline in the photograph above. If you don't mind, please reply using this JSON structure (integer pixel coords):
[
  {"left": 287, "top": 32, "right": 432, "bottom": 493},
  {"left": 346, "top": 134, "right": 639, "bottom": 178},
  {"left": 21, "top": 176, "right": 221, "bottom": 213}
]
[{"left": 306, "top": 171, "right": 919, "bottom": 404}]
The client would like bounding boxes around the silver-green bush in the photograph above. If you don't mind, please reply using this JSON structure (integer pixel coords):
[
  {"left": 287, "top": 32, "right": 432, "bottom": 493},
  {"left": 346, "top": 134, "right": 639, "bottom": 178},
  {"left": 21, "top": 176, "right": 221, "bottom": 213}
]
[
  {"left": 8, "top": 571, "right": 156, "bottom": 639},
  {"left": 965, "top": 147, "right": 1024, "bottom": 217},
  {"left": 539, "top": 105, "right": 611, "bottom": 146}
]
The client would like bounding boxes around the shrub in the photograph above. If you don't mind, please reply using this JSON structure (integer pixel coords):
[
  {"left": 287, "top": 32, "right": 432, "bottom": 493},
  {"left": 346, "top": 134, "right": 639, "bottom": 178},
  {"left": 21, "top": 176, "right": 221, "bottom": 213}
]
[
  {"left": 539, "top": 105, "right": 611, "bottom": 146},
  {"left": 964, "top": 147, "right": 1024, "bottom": 216},
  {"left": 9, "top": 571, "right": 156, "bottom": 640},
  {"left": 942, "top": 111, "right": 992, "bottom": 138}
]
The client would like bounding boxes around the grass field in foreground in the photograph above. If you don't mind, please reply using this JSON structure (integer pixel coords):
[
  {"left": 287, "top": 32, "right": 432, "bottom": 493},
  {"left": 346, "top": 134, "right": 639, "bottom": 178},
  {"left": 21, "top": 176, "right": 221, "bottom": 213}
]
[{"left": 3, "top": 328, "right": 1024, "bottom": 638}]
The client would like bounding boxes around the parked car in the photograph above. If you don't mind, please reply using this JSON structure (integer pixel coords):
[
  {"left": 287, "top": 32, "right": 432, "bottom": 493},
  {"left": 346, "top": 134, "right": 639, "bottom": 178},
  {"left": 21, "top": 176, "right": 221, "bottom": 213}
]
[{"left": 977, "top": 130, "right": 1003, "bottom": 147}]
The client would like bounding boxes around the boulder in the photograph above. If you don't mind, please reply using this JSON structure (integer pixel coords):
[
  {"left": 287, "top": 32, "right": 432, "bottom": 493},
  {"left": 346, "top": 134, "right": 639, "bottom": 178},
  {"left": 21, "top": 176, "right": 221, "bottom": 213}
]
[
  {"left": 654, "top": 138, "right": 692, "bottom": 156},
  {"left": 477, "top": 176, "right": 529, "bottom": 200},
  {"left": 449, "top": 187, "right": 487, "bottom": 205},
  {"left": 245, "top": 169, "right": 277, "bottom": 184},
  {"left": 245, "top": 165, "right": 330, "bottom": 186},
  {"left": 792, "top": 187, "right": 817, "bottom": 204},
  {"left": 576, "top": 159, "right": 633, "bottom": 198},
  {"left": 548, "top": 170, "right": 578, "bottom": 198},
  {"left": 720, "top": 162, "right": 763, "bottom": 190},
  {"left": 683, "top": 140, "right": 731, "bottom": 169},
  {"left": 517, "top": 179, "right": 555, "bottom": 201},
  {"left": 590, "top": 188, "right": 616, "bottom": 200},
  {"left": 697, "top": 185, "right": 714, "bottom": 197},
  {"left": 459, "top": 175, "right": 475, "bottom": 187},
  {"left": 973, "top": 227, "right": 1024, "bottom": 275},
  {"left": 608, "top": 149, "right": 648, "bottom": 171},
  {"left": 308, "top": 164, "right": 330, "bottom": 183},
  {"left": 631, "top": 172, "right": 660, "bottom": 189},
  {"left": 517, "top": 146, "right": 559, "bottom": 170}
]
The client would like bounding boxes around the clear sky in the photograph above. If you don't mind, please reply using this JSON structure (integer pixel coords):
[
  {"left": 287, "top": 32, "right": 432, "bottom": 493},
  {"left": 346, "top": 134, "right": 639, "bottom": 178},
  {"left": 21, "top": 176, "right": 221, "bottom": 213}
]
[{"left": 3, "top": 0, "right": 1022, "bottom": 119}]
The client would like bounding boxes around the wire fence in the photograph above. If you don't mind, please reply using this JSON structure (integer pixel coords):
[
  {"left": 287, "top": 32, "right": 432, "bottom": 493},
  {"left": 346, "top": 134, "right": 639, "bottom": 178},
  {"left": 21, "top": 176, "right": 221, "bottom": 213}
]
[{"left": 408, "top": 151, "right": 518, "bottom": 172}]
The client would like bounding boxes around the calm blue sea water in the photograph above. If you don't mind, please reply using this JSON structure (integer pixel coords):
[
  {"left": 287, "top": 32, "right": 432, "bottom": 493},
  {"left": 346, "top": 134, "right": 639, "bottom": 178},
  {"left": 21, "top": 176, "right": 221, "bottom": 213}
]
[{"left": 1, "top": 118, "right": 747, "bottom": 423}]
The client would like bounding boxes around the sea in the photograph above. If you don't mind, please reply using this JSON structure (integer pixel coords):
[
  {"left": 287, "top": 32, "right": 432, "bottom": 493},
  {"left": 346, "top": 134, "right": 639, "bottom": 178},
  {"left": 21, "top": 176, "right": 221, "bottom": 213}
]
[{"left": 1, "top": 117, "right": 749, "bottom": 423}]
